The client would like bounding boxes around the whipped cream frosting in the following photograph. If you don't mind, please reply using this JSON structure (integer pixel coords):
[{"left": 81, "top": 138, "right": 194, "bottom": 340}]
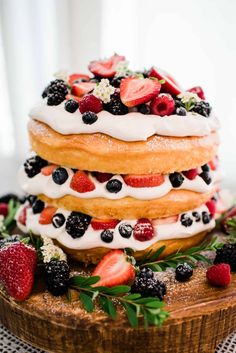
[
  {"left": 29, "top": 100, "right": 219, "bottom": 142},
  {"left": 16, "top": 204, "right": 215, "bottom": 251},
  {"left": 18, "top": 166, "right": 220, "bottom": 201}
]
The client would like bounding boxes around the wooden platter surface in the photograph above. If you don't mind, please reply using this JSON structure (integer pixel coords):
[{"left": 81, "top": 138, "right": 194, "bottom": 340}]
[{"left": 0, "top": 266, "right": 236, "bottom": 353}]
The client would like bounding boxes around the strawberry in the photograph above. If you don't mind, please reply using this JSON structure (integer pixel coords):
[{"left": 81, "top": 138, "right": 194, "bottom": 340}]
[
  {"left": 133, "top": 219, "right": 154, "bottom": 241},
  {"left": 182, "top": 168, "right": 198, "bottom": 180},
  {"left": 71, "top": 82, "right": 96, "bottom": 97},
  {"left": 92, "top": 249, "right": 135, "bottom": 287},
  {"left": 153, "top": 215, "right": 178, "bottom": 225},
  {"left": 41, "top": 164, "right": 58, "bottom": 176},
  {"left": 68, "top": 73, "right": 90, "bottom": 86},
  {"left": 88, "top": 54, "right": 125, "bottom": 78},
  {"left": 208, "top": 156, "right": 218, "bottom": 171},
  {"left": 79, "top": 94, "right": 103, "bottom": 114},
  {"left": 70, "top": 171, "right": 95, "bottom": 193},
  {"left": 149, "top": 67, "right": 182, "bottom": 96},
  {"left": 0, "top": 242, "right": 37, "bottom": 301},
  {"left": 39, "top": 206, "right": 57, "bottom": 225},
  {"left": 91, "top": 218, "right": 119, "bottom": 230},
  {"left": 150, "top": 93, "right": 175, "bottom": 116},
  {"left": 206, "top": 263, "right": 231, "bottom": 287},
  {"left": 120, "top": 77, "right": 161, "bottom": 107},
  {"left": 123, "top": 173, "right": 164, "bottom": 188},
  {"left": 206, "top": 199, "right": 216, "bottom": 217},
  {"left": 93, "top": 172, "right": 113, "bottom": 183},
  {"left": 18, "top": 205, "right": 29, "bottom": 225},
  {"left": 0, "top": 203, "right": 8, "bottom": 217},
  {"left": 188, "top": 86, "right": 205, "bottom": 100}
]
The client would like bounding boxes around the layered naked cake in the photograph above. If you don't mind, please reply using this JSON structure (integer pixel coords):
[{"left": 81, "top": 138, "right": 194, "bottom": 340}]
[{"left": 16, "top": 54, "right": 221, "bottom": 264}]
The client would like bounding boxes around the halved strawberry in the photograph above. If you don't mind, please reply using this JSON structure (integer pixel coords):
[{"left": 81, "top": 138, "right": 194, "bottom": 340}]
[
  {"left": 88, "top": 54, "right": 125, "bottom": 78},
  {"left": 188, "top": 86, "right": 205, "bottom": 100},
  {"left": 182, "top": 168, "right": 198, "bottom": 180},
  {"left": 123, "top": 173, "right": 164, "bottom": 188},
  {"left": 70, "top": 171, "right": 95, "bottom": 193},
  {"left": 91, "top": 218, "right": 119, "bottom": 230},
  {"left": 93, "top": 172, "right": 113, "bottom": 183},
  {"left": 18, "top": 205, "right": 29, "bottom": 225},
  {"left": 41, "top": 165, "right": 58, "bottom": 176},
  {"left": 120, "top": 77, "right": 161, "bottom": 107},
  {"left": 71, "top": 82, "right": 96, "bottom": 97},
  {"left": 149, "top": 67, "right": 182, "bottom": 96},
  {"left": 68, "top": 73, "right": 90, "bottom": 86},
  {"left": 153, "top": 215, "right": 178, "bottom": 225},
  {"left": 209, "top": 156, "right": 218, "bottom": 171},
  {"left": 92, "top": 249, "right": 135, "bottom": 287},
  {"left": 39, "top": 207, "right": 57, "bottom": 225},
  {"left": 206, "top": 200, "right": 216, "bottom": 217}
]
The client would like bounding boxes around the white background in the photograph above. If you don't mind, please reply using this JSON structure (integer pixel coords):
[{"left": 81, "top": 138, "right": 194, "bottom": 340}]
[{"left": 0, "top": 0, "right": 235, "bottom": 194}]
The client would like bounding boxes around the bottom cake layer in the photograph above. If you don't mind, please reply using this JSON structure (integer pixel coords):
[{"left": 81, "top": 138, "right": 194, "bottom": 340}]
[{"left": 16, "top": 198, "right": 216, "bottom": 263}]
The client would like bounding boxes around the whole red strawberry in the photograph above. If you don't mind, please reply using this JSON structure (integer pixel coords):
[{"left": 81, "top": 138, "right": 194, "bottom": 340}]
[
  {"left": 206, "top": 263, "right": 231, "bottom": 287},
  {"left": 0, "top": 242, "right": 37, "bottom": 301}
]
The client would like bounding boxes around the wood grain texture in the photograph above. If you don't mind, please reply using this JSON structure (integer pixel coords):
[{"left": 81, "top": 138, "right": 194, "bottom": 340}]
[{"left": 0, "top": 268, "right": 236, "bottom": 353}]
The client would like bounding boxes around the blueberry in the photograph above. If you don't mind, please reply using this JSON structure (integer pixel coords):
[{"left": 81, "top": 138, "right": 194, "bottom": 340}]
[
  {"left": 52, "top": 167, "right": 69, "bottom": 185},
  {"left": 110, "top": 76, "right": 125, "bottom": 88},
  {"left": 106, "top": 179, "right": 122, "bottom": 193},
  {"left": 82, "top": 112, "right": 98, "bottom": 125},
  {"left": 32, "top": 199, "right": 45, "bottom": 214},
  {"left": 192, "top": 211, "right": 201, "bottom": 222},
  {"left": 101, "top": 230, "right": 114, "bottom": 243},
  {"left": 118, "top": 223, "right": 133, "bottom": 238},
  {"left": 65, "top": 212, "right": 91, "bottom": 238},
  {"left": 138, "top": 104, "right": 151, "bottom": 115},
  {"left": 180, "top": 213, "right": 193, "bottom": 227},
  {"left": 201, "top": 164, "right": 210, "bottom": 172},
  {"left": 169, "top": 172, "right": 184, "bottom": 188},
  {"left": 199, "top": 171, "right": 212, "bottom": 185},
  {"left": 176, "top": 107, "right": 187, "bottom": 116},
  {"left": 202, "top": 211, "right": 211, "bottom": 224},
  {"left": 65, "top": 99, "right": 79, "bottom": 113},
  {"left": 52, "top": 213, "right": 66, "bottom": 228}
]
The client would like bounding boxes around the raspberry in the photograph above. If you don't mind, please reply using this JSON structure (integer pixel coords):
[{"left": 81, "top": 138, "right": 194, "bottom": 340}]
[
  {"left": 93, "top": 172, "right": 113, "bottom": 183},
  {"left": 133, "top": 219, "right": 154, "bottom": 241},
  {"left": 150, "top": 93, "right": 175, "bottom": 116},
  {"left": 206, "top": 263, "right": 231, "bottom": 287},
  {"left": 182, "top": 168, "right": 198, "bottom": 180},
  {"left": 79, "top": 94, "right": 103, "bottom": 114}
]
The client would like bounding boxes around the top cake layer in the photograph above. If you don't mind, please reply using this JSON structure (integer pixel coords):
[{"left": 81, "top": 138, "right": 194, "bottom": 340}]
[{"left": 30, "top": 54, "right": 219, "bottom": 143}]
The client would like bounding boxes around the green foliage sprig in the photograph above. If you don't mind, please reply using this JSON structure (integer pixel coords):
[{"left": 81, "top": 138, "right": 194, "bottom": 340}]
[{"left": 0, "top": 199, "right": 20, "bottom": 237}]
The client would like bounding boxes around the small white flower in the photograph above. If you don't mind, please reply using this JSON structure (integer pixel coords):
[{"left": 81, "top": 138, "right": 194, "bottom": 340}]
[
  {"left": 41, "top": 235, "right": 67, "bottom": 263},
  {"left": 178, "top": 91, "right": 201, "bottom": 103},
  {"left": 115, "top": 60, "right": 132, "bottom": 77},
  {"left": 54, "top": 69, "right": 69, "bottom": 82},
  {"left": 93, "top": 79, "right": 115, "bottom": 103}
]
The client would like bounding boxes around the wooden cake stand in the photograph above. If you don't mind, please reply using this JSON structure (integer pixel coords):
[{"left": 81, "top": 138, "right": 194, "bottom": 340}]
[{"left": 0, "top": 266, "right": 235, "bottom": 353}]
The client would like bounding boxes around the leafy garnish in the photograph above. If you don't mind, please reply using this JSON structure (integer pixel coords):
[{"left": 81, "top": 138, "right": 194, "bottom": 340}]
[
  {"left": 0, "top": 199, "right": 20, "bottom": 237},
  {"left": 226, "top": 217, "right": 236, "bottom": 244},
  {"left": 138, "top": 237, "right": 223, "bottom": 271},
  {"left": 69, "top": 275, "right": 169, "bottom": 328}
]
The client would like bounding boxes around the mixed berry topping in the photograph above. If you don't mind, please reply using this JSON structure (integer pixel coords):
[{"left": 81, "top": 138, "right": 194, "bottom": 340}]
[
  {"left": 104, "top": 92, "right": 128, "bottom": 115},
  {"left": 79, "top": 94, "right": 103, "bottom": 114},
  {"left": 24, "top": 156, "right": 48, "bottom": 178},
  {"left": 175, "top": 263, "right": 193, "bottom": 282},
  {"left": 70, "top": 171, "right": 95, "bottom": 193},
  {"left": 150, "top": 93, "right": 175, "bottom": 116},
  {"left": 65, "top": 211, "right": 91, "bottom": 238},
  {"left": 131, "top": 268, "right": 166, "bottom": 300},
  {"left": 133, "top": 219, "right": 154, "bottom": 242},
  {"left": 43, "top": 79, "right": 68, "bottom": 106}
]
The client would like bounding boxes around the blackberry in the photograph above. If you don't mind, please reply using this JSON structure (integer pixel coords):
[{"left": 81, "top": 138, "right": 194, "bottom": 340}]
[
  {"left": 24, "top": 156, "right": 48, "bottom": 178},
  {"left": 32, "top": 199, "right": 45, "bottom": 214},
  {"left": 44, "top": 79, "right": 68, "bottom": 106},
  {"left": 138, "top": 104, "right": 151, "bottom": 115},
  {"left": 101, "top": 230, "right": 114, "bottom": 243},
  {"left": 82, "top": 112, "right": 98, "bottom": 125},
  {"left": 199, "top": 171, "right": 212, "bottom": 185},
  {"left": 169, "top": 172, "right": 184, "bottom": 188},
  {"left": 42, "top": 87, "right": 48, "bottom": 99},
  {"left": 214, "top": 243, "right": 236, "bottom": 271},
  {"left": 104, "top": 93, "right": 128, "bottom": 115},
  {"left": 52, "top": 213, "right": 65, "bottom": 228},
  {"left": 202, "top": 211, "right": 211, "bottom": 224},
  {"left": 131, "top": 275, "right": 166, "bottom": 300},
  {"left": 139, "top": 267, "right": 154, "bottom": 279},
  {"left": 52, "top": 167, "right": 69, "bottom": 185},
  {"left": 44, "top": 260, "right": 70, "bottom": 296},
  {"left": 201, "top": 164, "right": 210, "bottom": 172},
  {"left": 47, "top": 92, "right": 65, "bottom": 106},
  {"left": 175, "top": 263, "right": 193, "bottom": 282},
  {"left": 106, "top": 179, "right": 122, "bottom": 193},
  {"left": 65, "top": 99, "right": 79, "bottom": 113},
  {"left": 65, "top": 211, "right": 91, "bottom": 238},
  {"left": 118, "top": 223, "right": 133, "bottom": 238},
  {"left": 110, "top": 76, "right": 125, "bottom": 88},
  {"left": 192, "top": 211, "right": 201, "bottom": 222},
  {"left": 180, "top": 213, "right": 193, "bottom": 227},
  {"left": 192, "top": 101, "right": 212, "bottom": 117},
  {"left": 176, "top": 107, "right": 187, "bottom": 116},
  {"left": 0, "top": 193, "right": 19, "bottom": 204}
]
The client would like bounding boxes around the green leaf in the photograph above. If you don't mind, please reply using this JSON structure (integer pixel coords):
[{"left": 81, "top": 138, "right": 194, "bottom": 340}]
[
  {"left": 70, "top": 275, "right": 100, "bottom": 287},
  {"left": 124, "top": 293, "right": 142, "bottom": 300},
  {"left": 99, "top": 296, "right": 117, "bottom": 320},
  {"left": 123, "top": 303, "right": 138, "bottom": 328},
  {"left": 79, "top": 292, "right": 94, "bottom": 312},
  {"left": 99, "top": 285, "right": 131, "bottom": 295},
  {"left": 149, "top": 245, "right": 166, "bottom": 262}
]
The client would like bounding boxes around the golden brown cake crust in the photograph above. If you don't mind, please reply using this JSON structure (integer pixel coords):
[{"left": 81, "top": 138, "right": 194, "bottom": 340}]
[
  {"left": 39, "top": 188, "right": 216, "bottom": 219},
  {"left": 55, "top": 230, "right": 209, "bottom": 264},
  {"left": 28, "top": 119, "right": 219, "bottom": 174}
]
